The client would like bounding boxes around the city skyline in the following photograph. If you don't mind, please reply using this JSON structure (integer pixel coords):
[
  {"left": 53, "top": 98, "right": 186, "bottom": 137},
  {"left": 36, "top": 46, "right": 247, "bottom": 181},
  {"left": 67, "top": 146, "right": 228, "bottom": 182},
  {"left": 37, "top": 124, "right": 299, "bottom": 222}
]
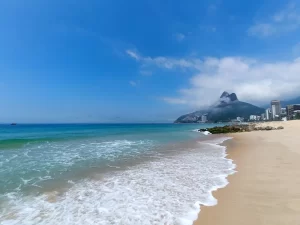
[{"left": 248, "top": 98, "right": 300, "bottom": 122}]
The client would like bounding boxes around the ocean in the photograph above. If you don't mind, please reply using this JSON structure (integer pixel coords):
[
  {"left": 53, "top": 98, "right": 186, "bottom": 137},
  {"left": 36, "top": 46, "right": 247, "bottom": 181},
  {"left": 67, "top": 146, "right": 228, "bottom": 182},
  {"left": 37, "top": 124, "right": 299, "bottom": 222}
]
[{"left": 0, "top": 123, "right": 235, "bottom": 225}]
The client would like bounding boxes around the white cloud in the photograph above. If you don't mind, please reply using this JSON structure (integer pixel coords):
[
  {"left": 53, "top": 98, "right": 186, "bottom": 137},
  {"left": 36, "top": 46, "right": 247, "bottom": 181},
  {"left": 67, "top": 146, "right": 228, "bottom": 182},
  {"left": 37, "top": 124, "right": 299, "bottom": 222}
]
[
  {"left": 126, "top": 50, "right": 141, "bottom": 60},
  {"left": 248, "top": 23, "right": 276, "bottom": 37},
  {"left": 163, "top": 56, "right": 300, "bottom": 107},
  {"left": 127, "top": 49, "right": 300, "bottom": 107},
  {"left": 126, "top": 49, "right": 202, "bottom": 70},
  {"left": 128, "top": 50, "right": 300, "bottom": 107},
  {"left": 129, "top": 81, "right": 137, "bottom": 87},
  {"left": 248, "top": 3, "right": 300, "bottom": 37},
  {"left": 174, "top": 33, "right": 185, "bottom": 42}
]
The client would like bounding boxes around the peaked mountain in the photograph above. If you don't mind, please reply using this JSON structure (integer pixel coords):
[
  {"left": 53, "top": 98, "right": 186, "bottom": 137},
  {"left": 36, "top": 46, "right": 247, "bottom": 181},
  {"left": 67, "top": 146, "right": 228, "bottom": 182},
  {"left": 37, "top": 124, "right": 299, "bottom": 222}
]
[{"left": 174, "top": 92, "right": 265, "bottom": 123}]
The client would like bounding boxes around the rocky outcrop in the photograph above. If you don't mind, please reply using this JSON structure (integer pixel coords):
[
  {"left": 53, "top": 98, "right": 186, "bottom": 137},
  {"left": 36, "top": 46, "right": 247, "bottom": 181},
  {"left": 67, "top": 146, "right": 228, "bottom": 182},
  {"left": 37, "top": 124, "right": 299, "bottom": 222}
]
[
  {"left": 220, "top": 91, "right": 230, "bottom": 98},
  {"left": 229, "top": 93, "right": 238, "bottom": 102},
  {"left": 199, "top": 124, "right": 284, "bottom": 134},
  {"left": 205, "top": 125, "right": 248, "bottom": 134},
  {"left": 220, "top": 91, "right": 238, "bottom": 102}
]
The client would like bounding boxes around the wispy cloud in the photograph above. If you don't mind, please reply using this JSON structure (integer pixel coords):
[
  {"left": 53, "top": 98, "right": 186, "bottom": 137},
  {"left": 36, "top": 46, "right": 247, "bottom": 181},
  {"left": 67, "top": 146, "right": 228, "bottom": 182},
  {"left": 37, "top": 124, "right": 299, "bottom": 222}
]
[
  {"left": 56, "top": 24, "right": 130, "bottom": 57},
  {"left": 129, "top": 81, "right": 137, "bottom": 87},
  {"left": 248, "top": 23, "right": 276, "bottom": 37},
  {"left": 127, "top": 49, "right": 300, "bottom": 107},
  {"left": 164, "top": 57, "right": 300, "bottom": 107},
  {"left": 174, "top": 33, "right": 185, "bottom": 42},
  {"left": 126, "top": 49, "right": 202, "bottom": 70},
  {"left": 293, "top": 42, "right": 300, "bottom": 56},
  {"left": 126, "top": 50, "right": 141, "bottom": 60},
  {"left": 248, "top": 3, "right": 300, "bottom": 37}
]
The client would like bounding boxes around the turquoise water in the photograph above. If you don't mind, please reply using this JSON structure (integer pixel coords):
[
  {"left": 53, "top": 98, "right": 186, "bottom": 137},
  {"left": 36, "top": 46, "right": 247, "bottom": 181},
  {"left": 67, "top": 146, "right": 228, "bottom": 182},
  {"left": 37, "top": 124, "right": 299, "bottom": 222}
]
[
  {"left": 0, "top": 123, "right": 234, "bottom": 225},
  {"left": 1, "top": 124, "right": 207, "bottom": 193}
]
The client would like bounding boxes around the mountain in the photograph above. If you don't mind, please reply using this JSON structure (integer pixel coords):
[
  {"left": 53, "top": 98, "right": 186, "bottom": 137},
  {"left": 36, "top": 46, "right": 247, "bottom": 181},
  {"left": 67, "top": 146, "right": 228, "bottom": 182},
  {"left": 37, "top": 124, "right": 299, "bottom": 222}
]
[{"left": 174, "top": 92, "right": 265, "bottom": 123}]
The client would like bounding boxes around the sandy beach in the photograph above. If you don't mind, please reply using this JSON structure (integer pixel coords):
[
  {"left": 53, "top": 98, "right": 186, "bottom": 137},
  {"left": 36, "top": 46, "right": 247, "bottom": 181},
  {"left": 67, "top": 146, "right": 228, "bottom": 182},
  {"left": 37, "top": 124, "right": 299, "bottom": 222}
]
[{"left": 194, "top": 120, "right": 300, "bottom": 225}]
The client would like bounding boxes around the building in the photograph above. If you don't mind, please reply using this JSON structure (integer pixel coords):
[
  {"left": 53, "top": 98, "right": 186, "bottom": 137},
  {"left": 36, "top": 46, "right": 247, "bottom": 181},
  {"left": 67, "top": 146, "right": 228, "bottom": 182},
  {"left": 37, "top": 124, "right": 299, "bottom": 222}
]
[
  {"left": 249, "top": 115, "right": 257, "bottom": 121},
  {"left": 295, "top": 110, "right": 300, "bottom": 119},
  {"left": 261, "top": 113, "right": 266, "bottom": 120},
  {"left": 281, "top": 108, "right": 287, "bottom": 116},
  {"left": 286, "top": 105, "right": 300, "bottom": 120},
  {"left": 236, "top": 117, "right": 244, "bottom": 122},
  {"left": 201, "top": 114, "right": 208, "bottom": 123},
  {"left": 265, "top": 108, "right": 271, "bottom": 121},
  {"left": 271, "top": 100, "right": 281, "bottom": 120},
  {"left": 286, "top": 105, "right": 294, "bottom": 120}
]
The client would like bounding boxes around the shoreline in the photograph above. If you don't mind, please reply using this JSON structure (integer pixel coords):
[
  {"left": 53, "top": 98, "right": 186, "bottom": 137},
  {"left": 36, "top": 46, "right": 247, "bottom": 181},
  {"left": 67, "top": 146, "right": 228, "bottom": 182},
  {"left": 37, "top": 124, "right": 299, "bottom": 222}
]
[
  {"left": 194, "top": 120, "right": 300, "bottom": 225},
  {"left": 0, "top": 124, "right": 237, "bottom": 225}
]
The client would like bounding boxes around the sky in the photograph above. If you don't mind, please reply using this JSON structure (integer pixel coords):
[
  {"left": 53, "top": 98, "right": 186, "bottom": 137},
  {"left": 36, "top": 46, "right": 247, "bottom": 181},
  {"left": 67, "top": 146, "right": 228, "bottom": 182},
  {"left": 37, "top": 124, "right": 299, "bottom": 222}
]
[{"left": 1, "top": 0, "right": 300, "bottom": 123}]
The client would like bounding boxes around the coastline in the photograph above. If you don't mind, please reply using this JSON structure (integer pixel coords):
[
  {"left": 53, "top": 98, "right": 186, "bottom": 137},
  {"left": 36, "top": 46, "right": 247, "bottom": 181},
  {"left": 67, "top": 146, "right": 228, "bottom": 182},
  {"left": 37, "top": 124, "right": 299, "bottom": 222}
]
[
  {"left": 0, "top": 123, "right": 236, "bottom": 225},
  {"left": 194, "top": 120, "right": 300, "bottom": 225}
]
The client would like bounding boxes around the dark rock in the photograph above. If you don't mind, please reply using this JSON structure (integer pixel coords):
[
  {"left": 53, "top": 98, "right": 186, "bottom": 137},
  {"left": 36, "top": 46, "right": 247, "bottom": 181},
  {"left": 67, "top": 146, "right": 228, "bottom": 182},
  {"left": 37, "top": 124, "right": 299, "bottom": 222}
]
[
  {"left": 265, "top": 126, "right": 273, "bottom": 130},
  {"left": 229, "top": 93, "right": 238, "bottom": 101},
  {"left": 199, "top": 129, "right": 208, "bottom": 132},
  {"left": 277, "top": 126, "right": 284, "bottom": 130},
  {"left": 202, "top": 124, "right": 280, "bottom": 134},
  {"left": 220, "top": 91, "right": 230, "bottom": 98},
  {"left": 206, "top": 125, "right": 243, "bottom": 134}
]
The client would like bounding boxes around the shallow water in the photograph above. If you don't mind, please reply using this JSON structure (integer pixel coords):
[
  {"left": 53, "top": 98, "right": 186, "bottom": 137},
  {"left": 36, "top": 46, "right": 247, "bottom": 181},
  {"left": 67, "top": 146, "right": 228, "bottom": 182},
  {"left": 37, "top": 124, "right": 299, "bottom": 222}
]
[{"left": 0, "top": 123, "right": 234, "bottom": 225}]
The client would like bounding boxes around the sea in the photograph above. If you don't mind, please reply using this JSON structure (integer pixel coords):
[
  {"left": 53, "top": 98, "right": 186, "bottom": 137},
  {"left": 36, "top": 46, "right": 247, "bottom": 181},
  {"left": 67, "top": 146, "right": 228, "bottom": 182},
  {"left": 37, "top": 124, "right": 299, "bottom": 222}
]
[{"left": 0, "top": 123, "right": 235, "bottom": 225}]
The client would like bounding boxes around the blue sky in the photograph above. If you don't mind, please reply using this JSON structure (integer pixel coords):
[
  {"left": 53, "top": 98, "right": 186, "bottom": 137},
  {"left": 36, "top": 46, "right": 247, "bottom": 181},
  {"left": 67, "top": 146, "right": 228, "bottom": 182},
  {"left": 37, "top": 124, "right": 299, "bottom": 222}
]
[{"left": 1, "top": 0, "right": 300, "bottom": 123}]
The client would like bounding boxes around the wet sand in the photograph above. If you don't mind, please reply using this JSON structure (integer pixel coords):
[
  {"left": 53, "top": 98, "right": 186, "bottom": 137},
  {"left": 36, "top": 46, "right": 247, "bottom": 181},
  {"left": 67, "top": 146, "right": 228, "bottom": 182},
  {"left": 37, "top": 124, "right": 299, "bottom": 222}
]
[{"left": 194, "top": 120, "right": 300, "bottom": 225}]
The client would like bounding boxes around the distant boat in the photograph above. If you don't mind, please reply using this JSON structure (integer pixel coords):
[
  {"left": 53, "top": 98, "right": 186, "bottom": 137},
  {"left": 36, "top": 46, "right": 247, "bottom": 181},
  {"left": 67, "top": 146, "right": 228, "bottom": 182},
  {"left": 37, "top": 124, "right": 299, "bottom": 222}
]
[{"left": 11, "top": 123, "right": 17, "bottom": 126}]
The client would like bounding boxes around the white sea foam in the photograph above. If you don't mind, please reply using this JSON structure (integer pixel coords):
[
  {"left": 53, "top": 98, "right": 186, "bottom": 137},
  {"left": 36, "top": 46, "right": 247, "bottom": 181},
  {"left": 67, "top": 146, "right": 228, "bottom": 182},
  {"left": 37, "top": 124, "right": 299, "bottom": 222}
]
[
  {"left": 192, "top": 129, "right": 211, "bottom": 135},
  {"left": 202, "top": 131, "right": 211, "bottom": 135},
  {"left": 0, "top": 139, "right": 155, "bottom": 192},
  {"left": 202, "top": 136, "right": 232, "bottom": 145},
  {"left": 0, "top": 137, "right": 235, "bottom": 225}
]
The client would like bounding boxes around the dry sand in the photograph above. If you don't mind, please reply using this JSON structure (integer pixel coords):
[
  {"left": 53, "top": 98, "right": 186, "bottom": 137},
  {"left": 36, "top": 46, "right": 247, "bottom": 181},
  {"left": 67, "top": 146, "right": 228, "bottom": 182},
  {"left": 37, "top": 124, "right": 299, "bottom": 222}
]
[{"left": 194, "top": 120, "right": 300, "bottom": 225}]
